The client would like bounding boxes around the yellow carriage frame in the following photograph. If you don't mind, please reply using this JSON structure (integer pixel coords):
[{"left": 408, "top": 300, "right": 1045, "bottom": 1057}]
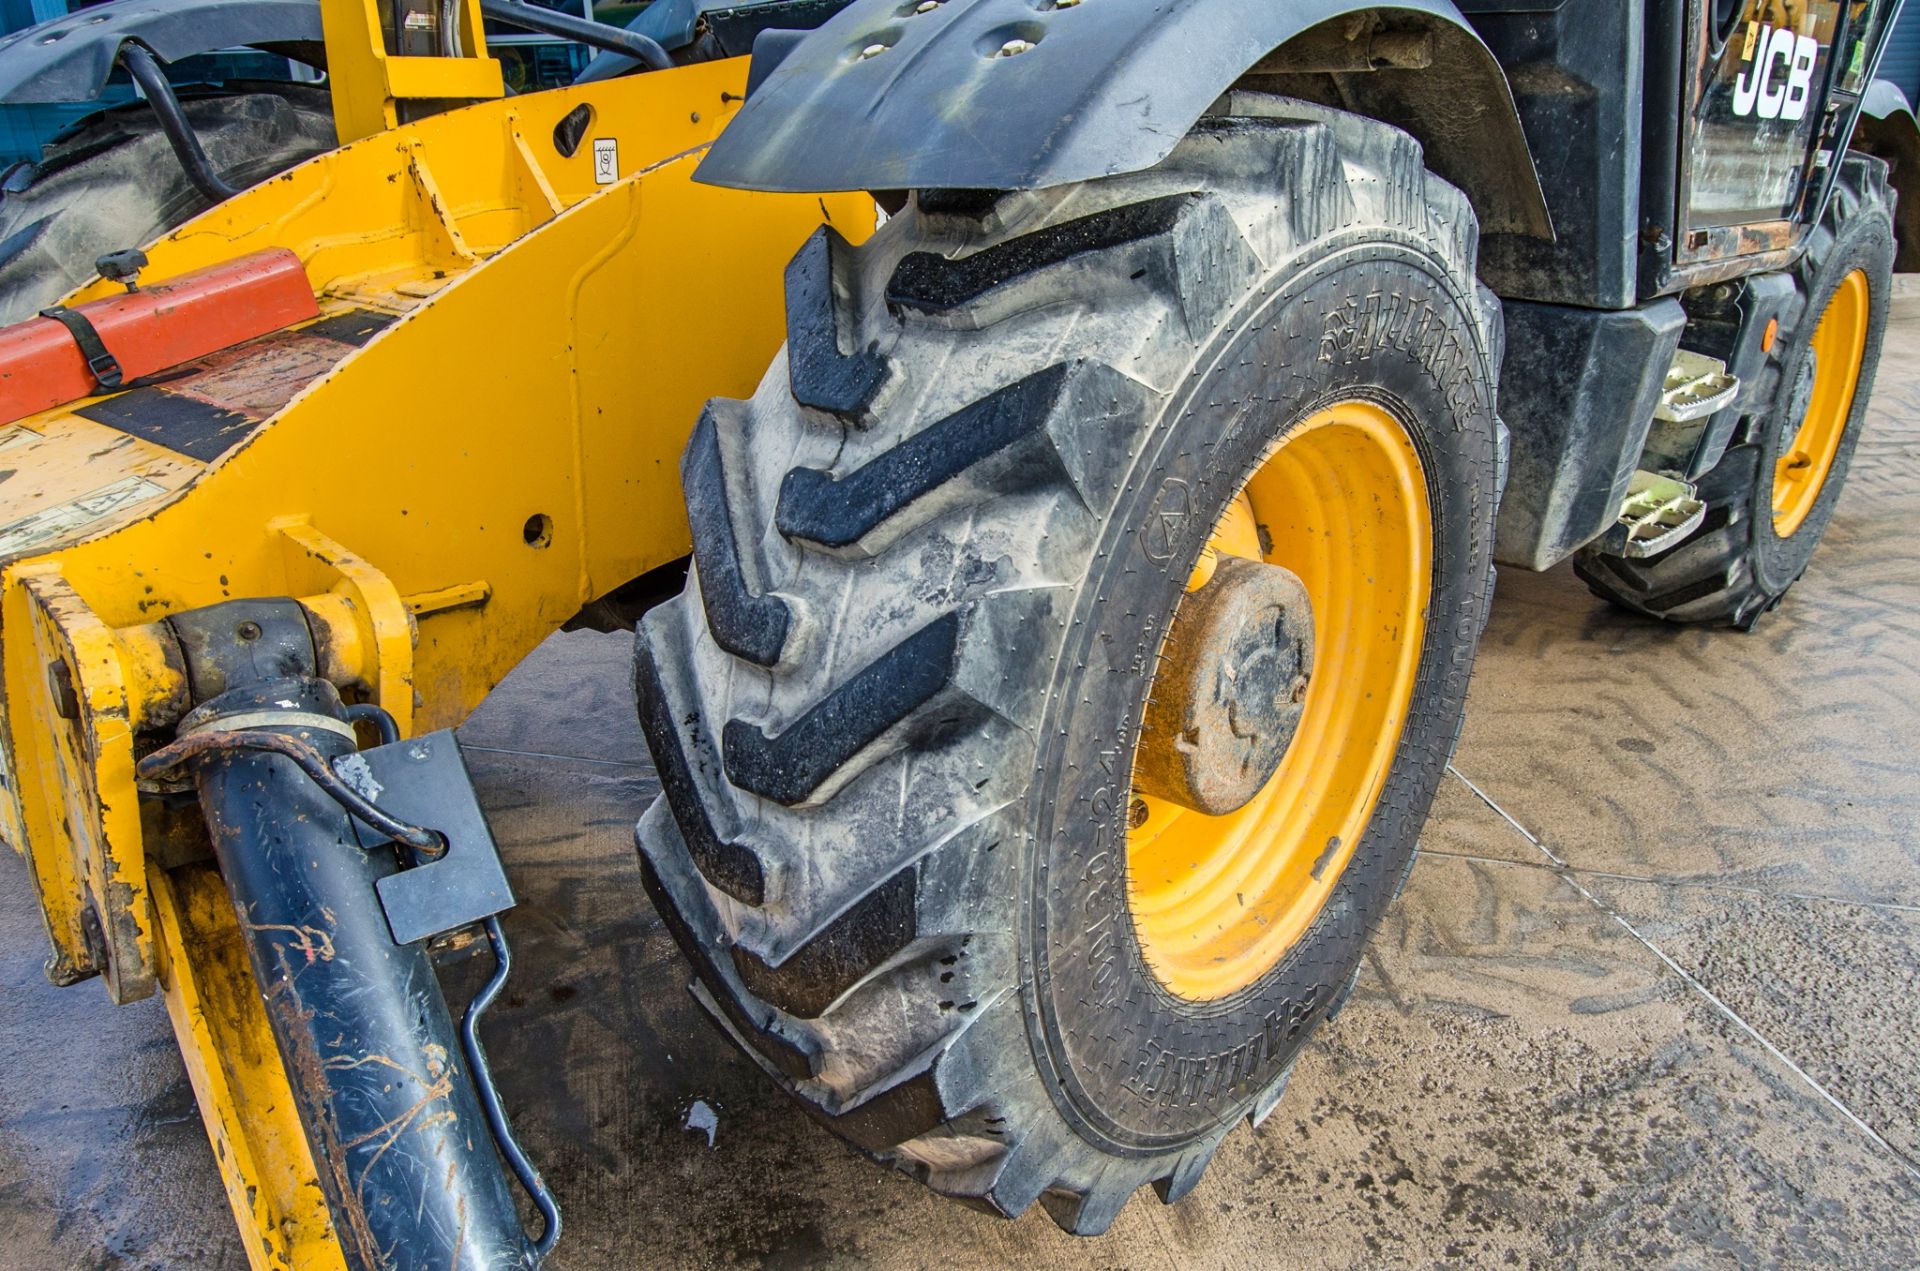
[{"left": 0, "top": 6, "right": 873, "bottom": 1263}]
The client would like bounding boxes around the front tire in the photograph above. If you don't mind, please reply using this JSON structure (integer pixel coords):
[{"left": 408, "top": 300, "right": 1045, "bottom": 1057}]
[
  {"left": 1575, "top": 155, "right": 1894, "bottom": 628},
  {"left": 636, "top": 97, "right": 1501, "bottom": 1231}
]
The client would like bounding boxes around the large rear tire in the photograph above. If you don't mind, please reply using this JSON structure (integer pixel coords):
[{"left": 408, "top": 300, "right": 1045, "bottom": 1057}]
[
  {"left": 635, "top": 97, "right": 1502, "bottom": 1232},
  {"left": 1574, "top": 155, "right": 1894, "bottom": 628},
  {"left": 0, "top": 84, "right": 336, "bottom": 324}
]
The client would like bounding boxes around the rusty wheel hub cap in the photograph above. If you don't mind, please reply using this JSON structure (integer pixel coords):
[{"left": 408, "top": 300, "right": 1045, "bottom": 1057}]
[{"left": 1134, "top": 557, "right": 1315, "bottom": 816}]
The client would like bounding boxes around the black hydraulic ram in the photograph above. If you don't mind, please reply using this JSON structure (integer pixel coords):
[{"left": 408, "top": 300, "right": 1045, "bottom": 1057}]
[{"left": 141, "top": 672, "right": 556, "bottom": 1270}]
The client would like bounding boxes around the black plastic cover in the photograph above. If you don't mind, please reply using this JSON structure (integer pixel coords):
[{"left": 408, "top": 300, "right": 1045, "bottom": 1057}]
[
  {"left": 694, "top": 0, "right": 1551, "bottom": 237},
  {"left": 0, "top": 0, "right": 323, "bottom": 105},
  {"left": 1494, "top": 297, "right": 1688, "bottom": 570},
  {"left": 1461, "top": 0, "right": 1645, "bottom": 309},
  {"left": 1854, "top": 79, "right": 1920, "bottom": 271}
]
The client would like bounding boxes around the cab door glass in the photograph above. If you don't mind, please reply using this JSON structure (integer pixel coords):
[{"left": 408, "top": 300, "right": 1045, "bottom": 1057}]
[
  {"left": 1688, "top": 0, "right": 1847, "bottom": 227},
  {"left": 1834, "top": 0, "right": 1892, "bottom": 93}
]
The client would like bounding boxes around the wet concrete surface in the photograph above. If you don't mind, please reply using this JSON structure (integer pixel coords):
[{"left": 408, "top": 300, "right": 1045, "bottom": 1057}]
[{"left": 5, "top": 314, "right": 1920, "bottom": 1267}]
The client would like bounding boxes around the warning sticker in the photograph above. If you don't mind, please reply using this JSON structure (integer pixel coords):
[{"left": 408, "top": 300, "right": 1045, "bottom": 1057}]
[
  {"left": 0, "top": 475, "right": 166, "bottom": 557},
  {"left": 593, "top": 137, "right": 619, "bottom": 185}
]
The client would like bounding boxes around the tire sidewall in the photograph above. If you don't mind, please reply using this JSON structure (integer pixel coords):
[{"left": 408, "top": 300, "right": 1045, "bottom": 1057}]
[{"left": 1022, "top": 234, "right": 1497, "bottom": 1154}]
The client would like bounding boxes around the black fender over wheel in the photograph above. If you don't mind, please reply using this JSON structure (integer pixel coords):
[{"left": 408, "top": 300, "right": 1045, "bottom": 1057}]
[
  {"left": 635, "top": 96, "right": 1502, "bottom": 1232},
  {"left": 1576, "top": 155, "right": 1895, "bottom": 629}
]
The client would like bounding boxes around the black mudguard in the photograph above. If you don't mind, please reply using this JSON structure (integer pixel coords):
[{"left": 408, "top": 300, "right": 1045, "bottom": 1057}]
[
  {"left": 1856, "top": 78, "right": 1920, "bottom": 271},
  {"left": 0, "top": 0, "right": 322, "bottom": 105},
  {"left": 694, "top": 0, "right": 1551, "bottom": 236}
]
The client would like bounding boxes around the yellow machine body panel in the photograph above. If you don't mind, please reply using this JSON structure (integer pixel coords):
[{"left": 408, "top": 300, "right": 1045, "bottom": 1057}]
[
  {"left": 320, "top": 0, "right": 506, "bottom": 142},
  {"left": 0, "top": 57, "right": 872, "bottom": 1267},
  {"left": 154, "top": 866, "right": 349, "bottom": 1271}
]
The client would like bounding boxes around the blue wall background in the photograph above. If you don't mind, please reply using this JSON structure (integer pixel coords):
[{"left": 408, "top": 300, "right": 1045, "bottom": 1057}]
[{"left": 1882, "top": 3, "right": 1920, "bottom": 101}]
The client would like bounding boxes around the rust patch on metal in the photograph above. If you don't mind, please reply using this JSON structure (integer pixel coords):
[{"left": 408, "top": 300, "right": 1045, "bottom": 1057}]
[
  {"left": 164, "top": 334, "right": 361, "bottom": 422},
  {"left": 263, "top": 950, "right": 384, "bottom": 1268},
  {"left": 239, "top": 920, "right": 337, "bottom": 964}
]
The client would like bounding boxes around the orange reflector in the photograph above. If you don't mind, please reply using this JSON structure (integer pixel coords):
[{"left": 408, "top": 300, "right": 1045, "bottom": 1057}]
[
  {"left": 0, "top": 249, "right": 319, "bottom": 426},
  {"left": 1762, "top": 317, "right": 1778, "bottom": 353}
]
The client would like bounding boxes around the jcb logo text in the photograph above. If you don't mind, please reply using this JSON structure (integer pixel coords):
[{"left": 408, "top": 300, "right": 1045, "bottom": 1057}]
[{"left": 1733, "top": 22, "right": 1820, "bottom": 122}]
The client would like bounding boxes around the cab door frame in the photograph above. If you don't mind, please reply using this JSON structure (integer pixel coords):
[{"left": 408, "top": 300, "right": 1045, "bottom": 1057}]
[{"left": 1642, "top": 0, "right": 1902, "bottom": 297}]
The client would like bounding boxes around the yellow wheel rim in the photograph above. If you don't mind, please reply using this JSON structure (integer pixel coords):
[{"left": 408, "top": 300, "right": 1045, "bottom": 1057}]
[
  {"left": 1126, "top": 400, "right": 1431, "bottom": 1001},
  {"left": 1773, "top": 269, "right": 1870, "bottom": 538}
]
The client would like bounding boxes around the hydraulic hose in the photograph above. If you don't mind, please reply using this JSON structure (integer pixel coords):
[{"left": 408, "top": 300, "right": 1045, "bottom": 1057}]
[
  {"left": 117, "top": 43, "right": 237, "bottom": 204},
  {"left": 478, "top": 0, "right": 671, "bottom": 71}
]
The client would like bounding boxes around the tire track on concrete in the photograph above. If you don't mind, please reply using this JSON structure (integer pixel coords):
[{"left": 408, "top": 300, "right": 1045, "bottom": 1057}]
[{"left": 1445, "top": 763, "right": 1920, "bottom": 1185}]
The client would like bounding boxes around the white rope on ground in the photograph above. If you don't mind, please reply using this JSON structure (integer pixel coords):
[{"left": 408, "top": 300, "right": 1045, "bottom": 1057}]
[{"left": 1444, "top": 763, "right": 1920, "bottom": 1186}]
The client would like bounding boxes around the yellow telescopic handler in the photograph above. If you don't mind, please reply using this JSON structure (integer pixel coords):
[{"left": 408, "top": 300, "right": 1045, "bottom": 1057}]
[{"left": 0, "top": 0, "right": 1909, "bottom": 1263}]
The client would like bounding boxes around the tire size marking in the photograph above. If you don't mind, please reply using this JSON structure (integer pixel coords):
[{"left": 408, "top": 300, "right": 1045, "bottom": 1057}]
[{"left": 1077, "top": 744, "right": 1131, "bottom": 1012}]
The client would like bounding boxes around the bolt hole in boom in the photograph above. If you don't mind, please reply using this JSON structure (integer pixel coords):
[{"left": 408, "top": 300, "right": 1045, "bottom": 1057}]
[
  {"left": 523, "top": 513, "right": 554, "bottom": 548},
  {"left": 553, "top": 104, "right": 594, "bottom": 158}
]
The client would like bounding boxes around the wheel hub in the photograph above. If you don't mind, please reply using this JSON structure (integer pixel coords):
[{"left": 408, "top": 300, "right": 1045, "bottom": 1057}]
[
  {"left": 1134, "top": 557, "right": 1315, "bottom": 816},
  {"left": 1126, "top": 400, "right": 1432, "bottom": 1001}
]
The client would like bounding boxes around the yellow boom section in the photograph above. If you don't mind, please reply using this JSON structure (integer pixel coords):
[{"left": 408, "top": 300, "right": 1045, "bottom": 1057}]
[
  {"left": 320, "top": 0, "right": 506, "bottom": 142},
  {"left": 0, "top": 60, "right": 870, "bottom": 1267}
]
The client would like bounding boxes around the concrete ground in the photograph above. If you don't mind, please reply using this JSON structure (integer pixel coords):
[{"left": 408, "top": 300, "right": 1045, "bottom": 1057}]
[{"left": 5, "top": 311, "right": 1920, "bottom": 1269}]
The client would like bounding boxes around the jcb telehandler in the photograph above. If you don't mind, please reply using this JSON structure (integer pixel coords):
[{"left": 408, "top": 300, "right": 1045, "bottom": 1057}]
[{"left": 0, "top": 0, "right": 1910, "bottom": 1263}]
